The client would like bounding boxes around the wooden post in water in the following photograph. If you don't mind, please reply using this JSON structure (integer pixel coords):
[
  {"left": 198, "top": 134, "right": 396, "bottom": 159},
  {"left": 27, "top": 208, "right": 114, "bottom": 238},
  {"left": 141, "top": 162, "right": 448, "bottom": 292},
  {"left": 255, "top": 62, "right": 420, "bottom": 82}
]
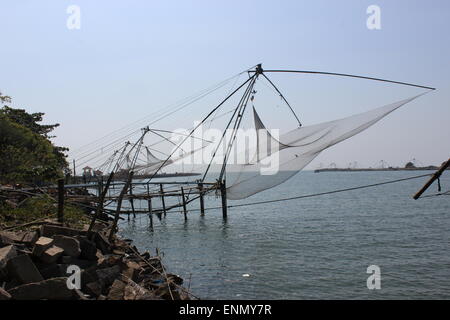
[
  {"left": 198, "top": 182, "right": 205, "bottom": 215},
  {"left": 147, "top": 183, "right": 153, "bottom": 229},
  {"left": 88, "top": 171, "right": 114, "bottom": 235},
  {"left": 57, "top": 179, "right": 64, "bottom": 223},
  {"left": 160, "top": 184, "right": 167, "bottom": 217},
  {"left": 181, "top": 187, "right": 187, "bottom": 221},
  {"left": 220, "top": 180, "right": 227, "bottom": 219},
  {"left": 97, "top": 177, "right": 103, "bottom": 201},
  {"left": 109, "top": 171, "right": 134, "bottom": 242},
  {"left": 128, "top": 183, "right": 136, "bottom": 220},
  {"left": 414, "top": 158, "right": 450, "bottom": 199}
]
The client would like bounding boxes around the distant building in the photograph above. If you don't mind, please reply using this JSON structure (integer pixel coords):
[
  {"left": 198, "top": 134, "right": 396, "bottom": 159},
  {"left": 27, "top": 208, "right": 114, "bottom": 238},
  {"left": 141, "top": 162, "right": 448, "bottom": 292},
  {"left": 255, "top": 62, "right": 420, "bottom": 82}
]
[
  {"left": 405, "top": 162, "right": 416, "bottom": 169},
  {"left": 94, "top": 170, "right": 103, "bottom": 177},
  {"left": 82, "top": 166, "right": 93, "bottom": 177}
]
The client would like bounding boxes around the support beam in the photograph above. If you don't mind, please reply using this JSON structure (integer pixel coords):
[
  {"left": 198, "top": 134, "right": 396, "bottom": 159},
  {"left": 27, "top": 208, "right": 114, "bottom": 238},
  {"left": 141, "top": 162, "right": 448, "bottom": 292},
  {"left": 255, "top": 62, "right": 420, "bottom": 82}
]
[
  {"left": 129, "top": 184, "right": 136, "bottom": 220},
  {"left": 181, "top": 187, "right": 187, "bottom": 220},
  {"left": 414, "top": 158, "right": 450, "bottom": 199},
  {"left": 160, "top": 184, "right": 167, "bottom": 217},
  {"left": 220, "top": 180, "right": 227, "bottom": 219},
  {"left": 88, "top": 171, "right": 114, "bottom": 235},
  {"left": 198, "top": 182, "right": 205, "bottom": 215},
  {"left": 109, "top": 171, "right": 134, "bottom": 241},
  {"left": 147, "top": 184, "right": 153, "bottom": 229}
]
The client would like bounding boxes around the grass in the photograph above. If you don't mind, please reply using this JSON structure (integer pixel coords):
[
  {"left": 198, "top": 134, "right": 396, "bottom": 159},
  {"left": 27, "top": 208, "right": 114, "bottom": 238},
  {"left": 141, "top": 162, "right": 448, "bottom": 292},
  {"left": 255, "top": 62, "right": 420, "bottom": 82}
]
[{"left": 0, "top": 197, "right": 90, "bottom": 230}]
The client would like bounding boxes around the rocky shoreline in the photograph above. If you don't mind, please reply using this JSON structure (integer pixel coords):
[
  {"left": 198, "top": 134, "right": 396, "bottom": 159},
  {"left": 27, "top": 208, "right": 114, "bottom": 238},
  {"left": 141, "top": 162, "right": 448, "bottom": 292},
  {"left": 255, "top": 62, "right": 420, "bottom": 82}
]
[{"left": 0, "top": 219, "right": 194, "bottom": 300}]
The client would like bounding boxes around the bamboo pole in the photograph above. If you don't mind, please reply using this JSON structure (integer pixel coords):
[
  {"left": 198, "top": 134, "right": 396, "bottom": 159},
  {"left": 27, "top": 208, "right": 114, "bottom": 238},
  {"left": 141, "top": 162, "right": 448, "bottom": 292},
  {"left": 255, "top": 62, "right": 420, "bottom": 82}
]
[
  {"left": 129, "top": 183, "right": 135, "bottom": 220},
  {"left": 88, "top": 171, "right": 114, "bottom": 235},
  {"left": 414, "top": 158, "right": 450, "bottom": 199},
  {"left": 160, "top": 184, "right": 167, "bottom": 217},
  {"left": 220, "top": 180, "right": 227, "bottom": 219},
  {"left": 147, "top": 183, "right": 153, "bottom": 229},
  {"left": 109, "top": 171, "right": 134, "bottom": 241},
  {"left": 198, "top": 182, "right": 205, "bottom": 215},
  {"left": 181, "top": 187, "right": 187, "bottom": 220}
]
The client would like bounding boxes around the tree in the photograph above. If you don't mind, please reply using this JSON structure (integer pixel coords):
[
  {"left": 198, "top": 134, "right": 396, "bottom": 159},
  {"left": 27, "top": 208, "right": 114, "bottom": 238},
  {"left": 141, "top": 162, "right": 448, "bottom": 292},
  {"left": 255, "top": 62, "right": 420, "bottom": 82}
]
[
  {"left": 405, "top": 161, "right": 416, "bottom": 169},
  {"left": 0, "top": 91, "right": 69, "bottom": 184}
]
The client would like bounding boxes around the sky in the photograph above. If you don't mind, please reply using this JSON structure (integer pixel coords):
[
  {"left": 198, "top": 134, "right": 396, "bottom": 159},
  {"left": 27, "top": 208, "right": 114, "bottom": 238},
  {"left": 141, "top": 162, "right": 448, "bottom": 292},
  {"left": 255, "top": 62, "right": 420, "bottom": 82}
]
[{"left": 1, "top": 0, "right": 449, "bottom": 170}]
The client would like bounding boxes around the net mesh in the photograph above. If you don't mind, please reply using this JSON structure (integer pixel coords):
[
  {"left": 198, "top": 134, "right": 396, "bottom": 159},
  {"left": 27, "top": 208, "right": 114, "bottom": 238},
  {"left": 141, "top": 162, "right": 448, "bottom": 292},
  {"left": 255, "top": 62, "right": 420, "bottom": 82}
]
[{"left": 226, "top": 93, "right": 426, "bottom": 200}]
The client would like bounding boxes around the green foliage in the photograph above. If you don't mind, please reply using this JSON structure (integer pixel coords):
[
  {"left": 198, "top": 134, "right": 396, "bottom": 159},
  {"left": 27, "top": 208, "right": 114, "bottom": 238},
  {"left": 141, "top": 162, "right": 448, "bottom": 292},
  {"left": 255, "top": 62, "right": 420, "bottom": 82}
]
[
  {"left": 0, "top": 115, "right": 63, "bottom": 183},
  {"left": 0, "top": 91, "right": 69, "bottom": 184},
  {"left": 0, "top": 197, "right": 89, "bottom": 229}
]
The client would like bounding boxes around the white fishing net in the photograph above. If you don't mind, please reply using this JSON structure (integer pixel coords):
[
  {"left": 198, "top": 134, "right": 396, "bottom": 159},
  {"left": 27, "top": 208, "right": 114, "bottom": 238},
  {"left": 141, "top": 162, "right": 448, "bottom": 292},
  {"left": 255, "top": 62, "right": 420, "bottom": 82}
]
[{"left": 226, "top": 93, "right": 426, "bottom": 200}]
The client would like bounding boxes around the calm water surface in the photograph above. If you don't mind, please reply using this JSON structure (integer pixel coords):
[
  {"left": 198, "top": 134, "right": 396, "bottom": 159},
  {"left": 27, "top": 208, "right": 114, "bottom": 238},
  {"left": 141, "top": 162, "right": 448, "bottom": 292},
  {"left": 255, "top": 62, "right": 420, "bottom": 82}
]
[{"left": 117, "top": 171, "right": 450, "bottom": 299}]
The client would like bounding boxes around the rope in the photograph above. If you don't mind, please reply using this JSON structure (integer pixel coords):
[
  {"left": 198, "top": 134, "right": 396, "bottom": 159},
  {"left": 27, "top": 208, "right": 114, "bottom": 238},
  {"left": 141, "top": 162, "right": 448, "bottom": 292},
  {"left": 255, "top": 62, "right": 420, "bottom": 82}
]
[
  {"left": 221, "top": 173, "right": 432, "bottom": 210},
  {"left": 420, "top": 190, "right": 450, "bottom": 198},
  {"left": 113, "top": 173, "right": 432, "bottom": 215}
]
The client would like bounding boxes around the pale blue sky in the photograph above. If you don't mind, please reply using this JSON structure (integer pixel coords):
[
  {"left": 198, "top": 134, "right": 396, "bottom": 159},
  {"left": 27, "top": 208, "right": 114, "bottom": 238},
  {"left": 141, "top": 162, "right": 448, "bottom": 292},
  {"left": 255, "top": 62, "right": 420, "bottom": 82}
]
[{"left": 1, "top": 0, "right": 449, "bottom": 169}]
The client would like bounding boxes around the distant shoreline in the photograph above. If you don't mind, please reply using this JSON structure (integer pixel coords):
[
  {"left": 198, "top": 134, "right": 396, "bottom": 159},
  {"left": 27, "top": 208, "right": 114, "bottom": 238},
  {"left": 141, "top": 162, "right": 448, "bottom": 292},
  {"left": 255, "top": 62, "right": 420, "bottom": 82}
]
[{"left": 314, "top": 167, "right": 443, "bottom": 173}]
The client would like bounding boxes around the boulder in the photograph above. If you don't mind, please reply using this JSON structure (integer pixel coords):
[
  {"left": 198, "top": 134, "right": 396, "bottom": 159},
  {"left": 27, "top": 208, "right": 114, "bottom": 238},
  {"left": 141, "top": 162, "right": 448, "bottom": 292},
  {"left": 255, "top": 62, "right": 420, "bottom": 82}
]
[
  {"left": 0, "top": 245, "right": 17, "bottom": 271},
  {"left": 122, "top": 261, "right": 141, "bottom": 282},
  {"left": 53, "top": 235, "right": 81, "bottom": 258},
  {"left": 32, "top": 237, "right": 54, "bottom": 257},
  {"left": 40, "top": 246, "right": 64, "bottom": 264},
  {"left": 0, "top": 233, "right": 14, "bottom": 247},
  {"left": 96, "top": 265, "right": 121, "bottom": 288},
  {"left": 7, "top": 254, "right": 43, "bottom": 284},
  {"left": 80, "top": 267, "right": 99, "bottom": 290},
  {"left": 75, "top": 236, "right": 97, "bottom": 261},
  {"left": 94, "top": 232, "right": 111, "bottom": 255},
  {"left": 85, "top": 281, "right": 102, "bottom": 297},
  {"left": 8, "top": 277, "right": 74, "bottom": 300},
  {"left": 39, "top": 264, "right": 64, "bottom": 279},
  {"left": 40, "top": 225, "right": 86, "bottom": 238},
  {"left": 107, "top": 279, "right": 126, "bottom": 300},
  {"left": 0, "top": 231, "right": 38, "bottom": 245},
  {"left": 61, "top": 256, "right": 72, "bottom": 264},
  {"left": 68, "top": 258, "right": 96, "bottom": 269},
  {"left": 0, "top": 287, "right": 12, "bottom": 300}
]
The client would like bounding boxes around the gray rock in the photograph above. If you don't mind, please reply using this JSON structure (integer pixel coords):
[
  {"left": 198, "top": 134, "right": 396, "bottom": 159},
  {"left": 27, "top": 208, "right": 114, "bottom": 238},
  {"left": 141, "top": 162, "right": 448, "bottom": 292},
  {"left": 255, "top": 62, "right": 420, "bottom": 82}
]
[
  {"left": 40, "top": 246, "right": 64, "bottom": 264},
  {"left": 96, "top": 265, "right": 121, "bottom": 288},
  {"left": 106, "top": 279, "right": 126, "bottom": 300},
  {"left": 53, "top": 235, "right": 81, "bottom": 258},
  {"left": 0, "top": 287, "right": 12, "bottom": 300},
  {"left": 8, "top": 277, "right": 74, "bottom": 300},
  {"left": 7, "top": 254, "right": 44, "bottom": 284},
  {"left": 0, "top": 231, "right": 38, "bottom": 245},
  {"left": 0, "top": 245, "right": 17, "bottom": 271},
  {"left": 40, "top": 225, "right": 87, "bottom": 238},
  {"left": 32, "top": 237, "right": 54, "bottom": 257},
  {"left": 76, "top": 236, "right": 97, "bottom": 261}
]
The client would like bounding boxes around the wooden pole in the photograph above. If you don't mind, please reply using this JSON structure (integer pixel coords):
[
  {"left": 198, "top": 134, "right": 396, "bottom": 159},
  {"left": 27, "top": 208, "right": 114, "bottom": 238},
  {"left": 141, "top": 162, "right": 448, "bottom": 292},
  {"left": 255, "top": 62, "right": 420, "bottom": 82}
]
[
  {"left": 57, "top": 179, "right": 64, "bottom": 223},
  {"left": 181, "top": 187, "right": 187, "bottom": 220},
  {"left": 414, "top": 158, "right": 450, "bottom": 199},
  {"left": 88, "top": 171, "right": 114, "bottom": 235},
  {"left": 109, "top": 171, "right": 134, "bottom": 241},
  {"left": 220, "top": 180, "right": 227, "bottom": 219},
  {"left": 198, "top": 182, "right": 205, "bottom": 215},
  {"left": 129, "top": 183, "right": 136, "bottom": 220},
  {"left": 73, "top": 159, "right": 76, "bottom": 182},
  {"left": 160, "top": 184, "right": 167, "bottom": 217},
  {"left": 147, "top": 183, "right": 153, "bottom": 229}
]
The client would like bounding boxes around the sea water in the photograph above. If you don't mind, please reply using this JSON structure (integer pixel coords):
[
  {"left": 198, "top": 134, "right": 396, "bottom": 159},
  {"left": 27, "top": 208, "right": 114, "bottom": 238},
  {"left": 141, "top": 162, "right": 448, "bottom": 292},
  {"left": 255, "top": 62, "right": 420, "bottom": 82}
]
[{"left": 117, "top": 171, "right": 450, "bottom": 299}]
